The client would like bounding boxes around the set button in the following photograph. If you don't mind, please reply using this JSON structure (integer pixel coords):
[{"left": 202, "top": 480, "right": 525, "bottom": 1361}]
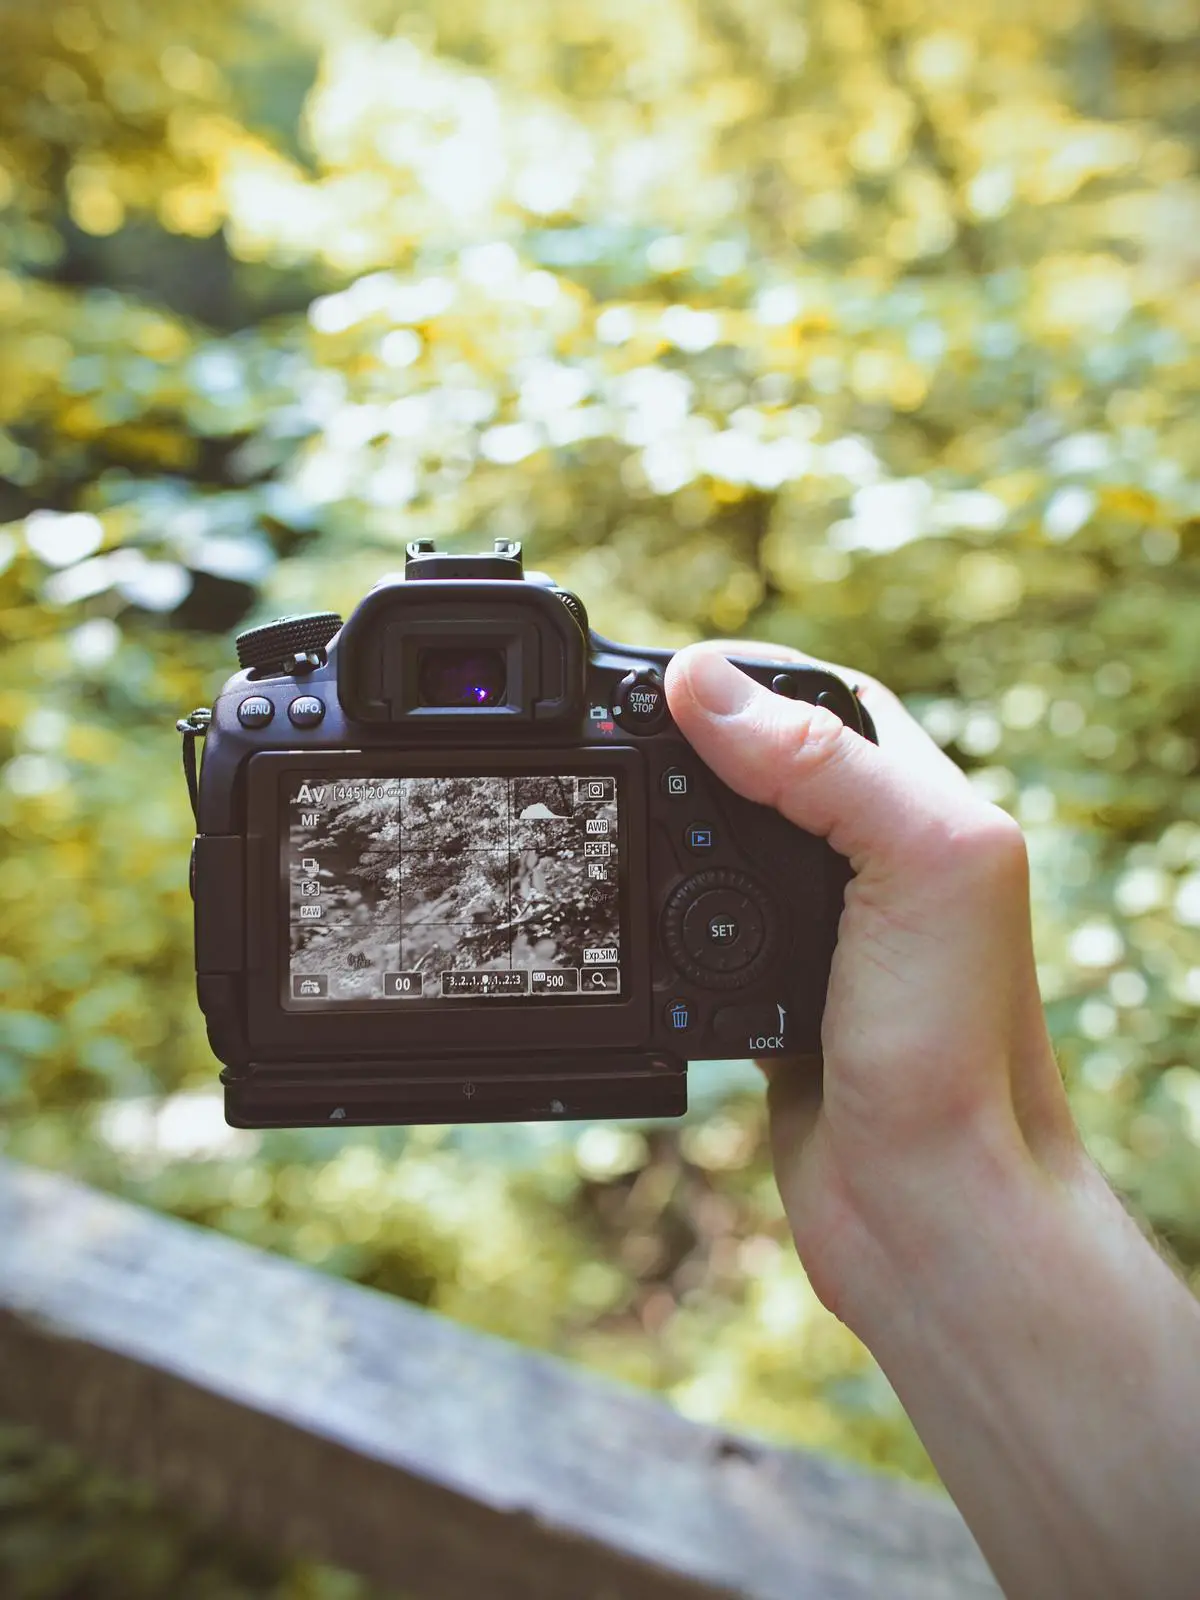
[
  {"left": 681, "top": 887, "right": 765, "bottom": 973},
  {"left": 237, "top": 695, "right": 274, "bottom": 729},
  {"left": 661, "top": 868, "right": 778, "bottom": 991},
  {"left": 288, "top": 695, "right": 326, "bottom": 729}
]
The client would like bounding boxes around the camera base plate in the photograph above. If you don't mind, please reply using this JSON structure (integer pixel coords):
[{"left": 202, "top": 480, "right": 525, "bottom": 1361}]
[{"left": 222, "top": 1055, "right": 686, "bottom": 1128}]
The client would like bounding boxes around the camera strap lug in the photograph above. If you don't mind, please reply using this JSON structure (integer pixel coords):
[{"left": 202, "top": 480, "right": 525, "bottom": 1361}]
[{"left": 175, "top": 707, "right": 212, "bottom": 823}]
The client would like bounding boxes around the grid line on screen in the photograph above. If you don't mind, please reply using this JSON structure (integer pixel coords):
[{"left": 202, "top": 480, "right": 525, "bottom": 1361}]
[{"left": 285, "top": 774, "right": 621, "bottom": 1005}]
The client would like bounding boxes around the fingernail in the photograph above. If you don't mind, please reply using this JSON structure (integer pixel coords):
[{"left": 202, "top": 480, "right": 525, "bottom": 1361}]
[{"left": 685, "top": 651, "right": 761, "bottom": 717}]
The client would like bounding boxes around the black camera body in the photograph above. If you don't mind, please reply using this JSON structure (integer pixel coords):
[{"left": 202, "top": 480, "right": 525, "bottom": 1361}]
[{"left": 186, "top": 540, "right": 876, "bottom": 1129}]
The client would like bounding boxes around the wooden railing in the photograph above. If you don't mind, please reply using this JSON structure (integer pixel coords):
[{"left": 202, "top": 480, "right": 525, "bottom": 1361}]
[{"left": 0, "top": 1158, "right": 998, "bottom": 1598}]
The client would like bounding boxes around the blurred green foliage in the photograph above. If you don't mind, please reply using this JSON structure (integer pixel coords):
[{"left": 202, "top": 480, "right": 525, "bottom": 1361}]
[
  {"left": 1, "top": 0, "right": 1199, "bottom": 1590},
  {"left": 0, "top": 1425, "right": 379, "bottom": 1600}
]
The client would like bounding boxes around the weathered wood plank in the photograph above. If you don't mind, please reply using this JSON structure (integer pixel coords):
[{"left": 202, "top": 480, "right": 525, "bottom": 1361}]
[{"left": 0, "top": 1158, "right": 998, "bottom": 1598}]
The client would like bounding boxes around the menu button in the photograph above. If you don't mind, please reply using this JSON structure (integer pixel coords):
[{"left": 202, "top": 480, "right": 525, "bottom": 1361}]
[{"left": 237, "top": 695, "right": 274, "bottom": 729}]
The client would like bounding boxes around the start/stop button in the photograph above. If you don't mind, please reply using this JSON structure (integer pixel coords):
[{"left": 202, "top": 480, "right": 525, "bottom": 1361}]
[{"left": 613, "top": 670, "right": 668, "bottom": 734}]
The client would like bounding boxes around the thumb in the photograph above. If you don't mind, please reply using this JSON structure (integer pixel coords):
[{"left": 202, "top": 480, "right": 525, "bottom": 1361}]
[{"left": 664, "top": 644, "right": 986, "bottom": 879}]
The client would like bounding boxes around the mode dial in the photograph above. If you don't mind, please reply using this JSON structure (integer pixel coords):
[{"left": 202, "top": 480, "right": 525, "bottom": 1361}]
[
  {"left": 555, "top": 589, "right": 589, "bottom": 635},
  {"left": 236, "top": 613, "right": 343, "bottom": 676}
]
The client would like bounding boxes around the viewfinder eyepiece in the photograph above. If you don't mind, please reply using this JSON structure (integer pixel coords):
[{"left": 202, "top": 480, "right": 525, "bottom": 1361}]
[
  {"left": 417, "top": 647, "right": 507, "bottom": 708},
  {"left": 334, "top": 541, "right": 586, "bottom": 727}
]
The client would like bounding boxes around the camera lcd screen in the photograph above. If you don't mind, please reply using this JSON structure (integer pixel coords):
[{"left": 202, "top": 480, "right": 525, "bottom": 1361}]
[{"left": 283, "top": 773, "right": 623, "bottom": 1007}]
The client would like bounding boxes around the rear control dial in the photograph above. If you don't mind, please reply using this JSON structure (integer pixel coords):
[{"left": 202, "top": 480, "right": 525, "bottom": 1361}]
[{"left": 661, "top": 868, "right": 778, "bottom": 990}]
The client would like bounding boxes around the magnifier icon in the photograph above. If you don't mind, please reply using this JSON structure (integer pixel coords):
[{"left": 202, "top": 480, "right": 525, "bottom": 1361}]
[{"left": 590, "top": 970, "right": 606, "bottom": 987}]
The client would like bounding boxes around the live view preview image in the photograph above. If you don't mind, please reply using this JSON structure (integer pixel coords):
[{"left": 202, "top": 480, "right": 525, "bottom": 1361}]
[{"left": 284, "top": 774, "right": 622, "bottom": 1004}]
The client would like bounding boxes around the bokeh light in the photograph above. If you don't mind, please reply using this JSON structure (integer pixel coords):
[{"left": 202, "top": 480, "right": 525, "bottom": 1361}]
[{"left": 0, "top": 0, "right": 1198, "bottom": 1589}]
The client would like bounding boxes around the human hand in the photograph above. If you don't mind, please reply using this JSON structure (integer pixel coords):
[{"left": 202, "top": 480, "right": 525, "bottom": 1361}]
[
  {"left": 667, "top": 643, "right": 1200, "bottom": 1600},
  {"left": 664, "top": 642, "right": 1083, "bottom": 1330}
]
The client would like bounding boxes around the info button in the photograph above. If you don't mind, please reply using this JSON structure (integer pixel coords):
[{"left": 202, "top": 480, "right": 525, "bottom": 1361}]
[{"left": 288, "top": 694, "right": 326, "bottom": 729}]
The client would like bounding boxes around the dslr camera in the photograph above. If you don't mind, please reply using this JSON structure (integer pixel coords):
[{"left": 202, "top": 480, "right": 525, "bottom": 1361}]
[{"left": 182, "top": 539, "right": 876, "bottom": 1128}]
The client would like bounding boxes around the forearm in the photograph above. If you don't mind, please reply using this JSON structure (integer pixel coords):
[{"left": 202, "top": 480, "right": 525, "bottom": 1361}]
[
  {"left": 668, "top": 646, "right": 1200, "bottom": 1594},
  {"left": 845, "top": 1134, "right": 1200, "bottom": 1600}
]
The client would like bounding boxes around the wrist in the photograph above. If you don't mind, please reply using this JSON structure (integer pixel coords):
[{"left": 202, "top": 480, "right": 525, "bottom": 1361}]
[
  {"left": 835, "top": 1127, "right": 1200, "bottom": 1600},
  {"left": 833, "top": 1112, "right": 1056, "bottom": 1347},
  {"left": 824, "top": 1027, "right": 1089, "bottom": 1345}
]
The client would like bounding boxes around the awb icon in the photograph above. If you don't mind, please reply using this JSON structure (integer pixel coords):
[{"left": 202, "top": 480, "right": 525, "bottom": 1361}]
[{"left": 585, "top": 818, "right": 609, "bottom": 836}]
